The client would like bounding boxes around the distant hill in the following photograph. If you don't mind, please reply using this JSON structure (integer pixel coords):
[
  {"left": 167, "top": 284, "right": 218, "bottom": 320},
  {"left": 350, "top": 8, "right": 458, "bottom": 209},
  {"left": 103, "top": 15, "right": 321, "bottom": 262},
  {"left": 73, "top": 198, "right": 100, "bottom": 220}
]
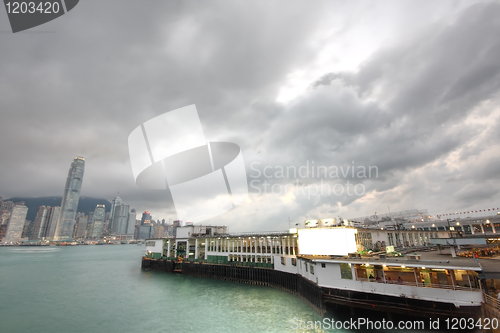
[{"left": 6, "top": 197, "right": 111, "bottom": 222}]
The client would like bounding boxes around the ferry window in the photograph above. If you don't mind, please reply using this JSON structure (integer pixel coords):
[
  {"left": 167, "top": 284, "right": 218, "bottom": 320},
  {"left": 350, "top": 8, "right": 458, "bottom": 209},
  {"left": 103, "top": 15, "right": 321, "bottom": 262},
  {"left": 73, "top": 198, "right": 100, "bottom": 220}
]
[
  {"left": 291, "top": 258, "right": 297, "bottom": 266},
  {"left": 305, "top": 264, "right": 308, "bottom": 272},
  {"left": 281, "top": 257, "right": 286, "bottom": 265},
  {"left": 310, "top": 265, "right": 314, "bottom": 275},
  {"left": 340, "top": 263, "right": 353, "bottom": 280},
  {"left": 321, "top": 263, "right": 326, "bottom": 268}
]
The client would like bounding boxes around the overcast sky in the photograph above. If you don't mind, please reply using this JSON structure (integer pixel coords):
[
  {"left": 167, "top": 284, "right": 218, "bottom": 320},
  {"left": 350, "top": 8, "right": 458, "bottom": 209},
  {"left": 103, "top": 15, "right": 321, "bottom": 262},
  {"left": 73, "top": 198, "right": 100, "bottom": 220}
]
[{"left": 1, "top": 0, "right": 500, "bottom": 232}]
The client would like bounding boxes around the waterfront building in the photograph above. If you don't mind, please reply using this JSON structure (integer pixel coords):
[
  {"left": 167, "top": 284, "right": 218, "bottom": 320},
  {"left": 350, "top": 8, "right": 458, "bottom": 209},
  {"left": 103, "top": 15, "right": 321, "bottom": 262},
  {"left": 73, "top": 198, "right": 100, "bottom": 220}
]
[
  {"left": 1, "top": 201, "right": 14, "bottom": 226},
  {"left": 44, "top": 206, "right": 61, "bottom": 239},
  {"left": 401, "top": 215, "right": 499, "bottom": 236},
  {"left": 55, "top": 156, "right": 85, "bottom": 239},
  {"left": 30, "top": 206, "right": 49, "bottom": 240},
  {"left": 1, "top": 212, "right": 10, "bottom": 226},
  {"left": 74, "top": 215, "right": 88, "bottom": 238},
  {"left": 21, "top": 219, "right": 34, "bottom": 239},
  {"left": 108, "top": 194, "right": 122, "bottom": 231},
  {"left": 126, "top": 209, "right": 136, "bottom": 235},
  {"left": 85, "top": 211, "right": 94, "bottom": 237},
  {"left": 138, "top": 224, "right": 153, "bottom": 240},
  {"left": 153, "top": 225, "right": 165, "bottom": 238},
  {"left": 134, "top": 223, "right": 140, "bottom": 240},
  {"left": 0, "top": 225, "right": 6, "bottom": 241},
  {"left": 2, "top": 204, "right": 28, "bottom": 244},
  {"left": 90, "top": 204, "right": 105, "bottom": 239},
  {"left": 141, "top": 211, "right": 151, "bottom": 224},
  {"left": 112, "top": 204, "right": 130, "bottom": 235},
  {"left": 1, "top": 200, "right": 15, "bottom": 217}
]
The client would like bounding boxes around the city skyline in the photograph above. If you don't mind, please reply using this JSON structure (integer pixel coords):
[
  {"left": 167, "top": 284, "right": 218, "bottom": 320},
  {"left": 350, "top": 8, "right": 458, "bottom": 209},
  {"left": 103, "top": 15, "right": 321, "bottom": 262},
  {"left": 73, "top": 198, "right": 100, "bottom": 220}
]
[{"left": 1, "top": 1, "right": 500, "bottom": 232}]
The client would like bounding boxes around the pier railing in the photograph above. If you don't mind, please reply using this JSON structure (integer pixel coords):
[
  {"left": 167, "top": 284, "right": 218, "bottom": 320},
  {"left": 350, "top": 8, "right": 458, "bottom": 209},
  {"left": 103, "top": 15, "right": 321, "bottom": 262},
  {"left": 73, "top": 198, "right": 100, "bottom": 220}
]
[
  {"left": 357, "top": 277, "right": 480, "bottom": 291},
  {"left": 482, "top": 292, "right": 500, "bottom": 333},
  {"left": 483, "top": 293, "right": 500, "bottom": 308}
]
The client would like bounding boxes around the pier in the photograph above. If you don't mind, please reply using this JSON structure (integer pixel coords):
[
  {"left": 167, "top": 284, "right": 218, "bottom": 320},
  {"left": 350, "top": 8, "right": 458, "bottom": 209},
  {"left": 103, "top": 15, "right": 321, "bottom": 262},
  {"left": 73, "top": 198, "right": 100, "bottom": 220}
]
[
  {"left": 142, "top": 223, "right": 500, "bottom": 326},
  {"left": 142, "top": 257, "right": 490, "bottom": 320}
]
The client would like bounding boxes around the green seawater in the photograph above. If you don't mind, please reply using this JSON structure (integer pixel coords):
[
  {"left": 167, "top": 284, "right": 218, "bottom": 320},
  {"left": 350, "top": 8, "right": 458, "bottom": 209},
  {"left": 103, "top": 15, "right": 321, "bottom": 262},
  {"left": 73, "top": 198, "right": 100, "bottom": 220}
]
[
  {"left": 0, "top": 245, "right": 454, "bottom": 333},
  {"left": 0, "top": 245, "right": 325, "bottom": 333}
]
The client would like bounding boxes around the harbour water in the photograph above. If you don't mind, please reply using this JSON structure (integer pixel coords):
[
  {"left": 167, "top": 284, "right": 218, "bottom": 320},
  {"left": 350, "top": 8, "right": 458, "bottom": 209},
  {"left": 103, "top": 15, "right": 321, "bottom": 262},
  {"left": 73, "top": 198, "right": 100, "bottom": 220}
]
[
  {"left": 0, "top": 245, "right": 456, "bottom": 332},
  {"left": 0, "top": 245, "right": 325, "bottom": 333}
]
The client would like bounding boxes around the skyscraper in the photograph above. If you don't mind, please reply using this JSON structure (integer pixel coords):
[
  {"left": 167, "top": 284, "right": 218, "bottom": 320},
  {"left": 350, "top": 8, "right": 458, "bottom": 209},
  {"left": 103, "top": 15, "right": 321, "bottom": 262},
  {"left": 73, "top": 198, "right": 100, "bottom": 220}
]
[
  {"left": 141, "top": 211, "right": 151, "bottom": 224},
  {"left": 55, "top": 156, "right": 85, "bottom": 239},
  {"left": 111, "top": 204, "right": 130, "bottom": 235},
  {"left": 44, "top": 206, "right": 61, "bottom": 239},
  {"left": 90, "top": 204, "right": 105, "bottom": 239},
  {"left": 2, "top": 204, "right": 28, "bottom": 244},
  {"left": 31, "top": 206, "right": 49, "bottom": 240},
  {"left": 73, "top": 215, "right": 88, "bottom": 238},
  {"left": 108, "top": 194, "right": 122, "bottom": 232},
  {"left": 126, "top": 209, "right": 136, "bottom": 235}
]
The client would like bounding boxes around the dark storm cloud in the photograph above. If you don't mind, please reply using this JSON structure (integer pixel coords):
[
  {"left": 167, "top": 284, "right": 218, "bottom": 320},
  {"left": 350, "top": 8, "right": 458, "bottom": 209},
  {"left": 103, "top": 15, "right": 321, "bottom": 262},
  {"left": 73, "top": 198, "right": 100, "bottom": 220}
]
[
  {"left": 0, "top": 0, "right": 334, "bottom": 220},
  {"left": 239, "top": 2, "right": 500, "bottom": 222},
  {"left": 455, "top": 184, "right": 498, "bottom": 205},
  {"left": 261, "top": 2, "right": 500, "bottom": 175}
]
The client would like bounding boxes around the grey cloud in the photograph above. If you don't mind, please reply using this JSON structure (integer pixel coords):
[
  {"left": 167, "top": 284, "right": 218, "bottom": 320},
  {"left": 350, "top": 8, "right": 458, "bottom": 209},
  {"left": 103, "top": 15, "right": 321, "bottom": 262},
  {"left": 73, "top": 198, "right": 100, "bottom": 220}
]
[{"left": 2, "top": 1, "right": 500, "bottom": 228}]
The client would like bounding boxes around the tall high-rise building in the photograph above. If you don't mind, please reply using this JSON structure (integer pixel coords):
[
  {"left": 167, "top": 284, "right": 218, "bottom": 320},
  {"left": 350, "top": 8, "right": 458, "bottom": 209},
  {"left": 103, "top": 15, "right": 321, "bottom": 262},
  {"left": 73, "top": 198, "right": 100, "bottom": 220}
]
[
  {"left": 2, "top": 204, "right": 28, "bottom": 244},
  {"left": 31, "top": 206, "right": 49, "bottom": 240},
  {"left": 55, "top": 156, "right": 85, "bottom": 239},
  {"left": 153, "top": 225, "right": 165, "bottom": 238},
  {"left": 141, "top": 211, "right": 151, "bottom": 225},
  {"left": 73, "top": 215, "right": 88, "bottom": 238},
  {"left": 86, "top": 211, "right": 94, "bottom": 237},
  {"left": 111, "top": 204, "right": 130, "bottom": 235},
  {"left": 90, "top": 204, "right": 105, "bottom": 239},
  {"left": 108, "top": 194, "right": 122, "bottom": 231},
  {"left": 1, "top": 200, "right": 14, "bottom": 226},
  {"left": 44, "top": 206, "right": 61, "bottom": 239},
  {"left": 138, "top": 224, "right": 153, "bottom": 240},
  {"left": 21, "top": 219, "right": 34, "bottom": 239},
  {"left": 126, "top": 209, "right": 136, "bottom": 235}
]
